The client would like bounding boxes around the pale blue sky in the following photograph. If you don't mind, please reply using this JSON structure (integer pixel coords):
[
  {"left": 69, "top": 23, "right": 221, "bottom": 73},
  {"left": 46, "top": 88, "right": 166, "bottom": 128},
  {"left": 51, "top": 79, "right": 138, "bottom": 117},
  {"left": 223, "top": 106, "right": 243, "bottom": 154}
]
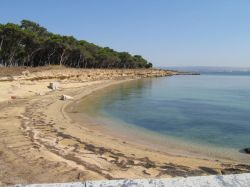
[{"left": 1, "top": 0, "right": 250, "bottom": 67}]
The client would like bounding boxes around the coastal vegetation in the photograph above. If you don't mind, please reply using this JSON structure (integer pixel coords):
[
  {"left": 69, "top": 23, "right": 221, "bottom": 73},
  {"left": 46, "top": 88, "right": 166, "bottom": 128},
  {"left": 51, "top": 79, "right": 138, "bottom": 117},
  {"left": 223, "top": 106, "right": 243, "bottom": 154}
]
[{"left": 0, "top": 20, "right": 152, "bottom": 69}]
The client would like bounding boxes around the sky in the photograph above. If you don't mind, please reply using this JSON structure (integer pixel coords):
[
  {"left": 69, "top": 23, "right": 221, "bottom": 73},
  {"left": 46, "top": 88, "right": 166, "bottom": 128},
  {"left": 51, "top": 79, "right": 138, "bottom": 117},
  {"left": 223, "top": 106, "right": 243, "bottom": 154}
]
[{"left": 0, "top": 0, "right": 250, "bottom": 67}]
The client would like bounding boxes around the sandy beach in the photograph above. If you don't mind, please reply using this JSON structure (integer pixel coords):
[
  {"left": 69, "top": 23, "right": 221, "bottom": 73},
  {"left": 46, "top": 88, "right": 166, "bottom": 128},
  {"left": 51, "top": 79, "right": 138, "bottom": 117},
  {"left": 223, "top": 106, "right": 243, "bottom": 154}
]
[{"left": 0, "top": 67, "right": 250, "bottom": 186}]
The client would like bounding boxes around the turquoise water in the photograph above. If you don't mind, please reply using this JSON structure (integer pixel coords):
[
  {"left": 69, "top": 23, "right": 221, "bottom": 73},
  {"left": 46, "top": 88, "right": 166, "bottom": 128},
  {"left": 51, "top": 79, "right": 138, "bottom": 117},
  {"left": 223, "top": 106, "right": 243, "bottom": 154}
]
[
  {"left": 74, "top": 75, "right": 250, "bottom": 160},
  {"left": 92, "top": 76, "right": 250, "bottom": 149}
]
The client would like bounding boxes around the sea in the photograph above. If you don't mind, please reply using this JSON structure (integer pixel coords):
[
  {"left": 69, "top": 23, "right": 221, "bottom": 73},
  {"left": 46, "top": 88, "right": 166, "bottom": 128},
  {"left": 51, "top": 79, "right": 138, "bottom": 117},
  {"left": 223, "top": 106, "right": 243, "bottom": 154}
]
[{"left": 72, "top": 73, "right": 250, "bottom": 162}]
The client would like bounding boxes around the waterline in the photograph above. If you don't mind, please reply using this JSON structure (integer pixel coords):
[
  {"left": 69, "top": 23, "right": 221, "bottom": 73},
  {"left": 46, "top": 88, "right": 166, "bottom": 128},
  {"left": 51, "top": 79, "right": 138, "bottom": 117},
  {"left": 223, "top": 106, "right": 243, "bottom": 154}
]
[{"left": 69, "top": 75, "right": 250, "bottom": 162}]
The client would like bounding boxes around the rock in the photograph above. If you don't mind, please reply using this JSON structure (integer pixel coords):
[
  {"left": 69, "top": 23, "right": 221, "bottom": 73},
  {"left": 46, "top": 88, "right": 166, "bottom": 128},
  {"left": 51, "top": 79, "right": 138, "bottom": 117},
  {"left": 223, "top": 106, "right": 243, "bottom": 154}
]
[
  {"left": 0, "top": 77, "right": 11, "bottom": 81},
  {"left": 11, "top": 96, "right": 17, "bottom": 99},
  {"left": 10, "top": 76, "right": 17, "bottom": 81},
  {"left": 199, "top": 166, "right": 219, "bottom": 175},
  {"left": 22, "top": 70, "right": 30, "bottom": 76},
  {"left": 38, "top": 92, "right": 45, "bottom": 96},
  {"left": 243, "top": 148, "right": 250, "bottom": 154},
  {"left": 49, "top": 82, "right": 59, "bottom": 90},
  {"left": 60, "top": 95, "right": 74, "bottom": 100}
]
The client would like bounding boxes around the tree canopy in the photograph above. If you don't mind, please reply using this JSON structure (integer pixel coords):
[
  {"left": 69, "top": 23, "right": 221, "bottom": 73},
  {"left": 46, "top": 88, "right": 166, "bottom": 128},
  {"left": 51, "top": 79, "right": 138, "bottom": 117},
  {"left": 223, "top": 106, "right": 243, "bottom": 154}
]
[{"left": 0, "top": 20, "right": 152, "bottom": 68}]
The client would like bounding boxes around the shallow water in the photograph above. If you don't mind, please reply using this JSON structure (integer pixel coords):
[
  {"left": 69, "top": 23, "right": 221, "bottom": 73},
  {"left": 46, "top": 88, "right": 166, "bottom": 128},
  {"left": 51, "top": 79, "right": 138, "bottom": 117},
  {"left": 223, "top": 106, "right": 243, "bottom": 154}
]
[{"left": 74, "top": 75, "right": 250, "bottom": 161}]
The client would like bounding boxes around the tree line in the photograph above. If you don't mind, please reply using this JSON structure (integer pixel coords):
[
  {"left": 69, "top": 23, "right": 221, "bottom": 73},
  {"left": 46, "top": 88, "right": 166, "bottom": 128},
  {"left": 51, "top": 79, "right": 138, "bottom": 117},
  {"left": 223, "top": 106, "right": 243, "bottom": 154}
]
[{"left": 0, "top": 20, "right": 152, "bottom": 69}]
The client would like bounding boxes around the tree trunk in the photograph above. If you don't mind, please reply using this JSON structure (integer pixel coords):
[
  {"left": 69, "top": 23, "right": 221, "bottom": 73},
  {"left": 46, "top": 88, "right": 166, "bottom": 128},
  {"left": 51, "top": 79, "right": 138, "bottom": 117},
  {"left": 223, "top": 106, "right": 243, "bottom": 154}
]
[
  {"left": 0, "top": 38, "right": 3, "bottom": 52},
  {"left": 8, "top": 40, "right": 22, "bottom": 66},
  {"left": 9, "top": 49, "right": 17, "bottom": 67},
  {"left": 47, "top": 49, "right": 56, "bottom": 65},
  {"left": 77, "top": 54, "right": 82, "bottom": 68},
  {"left": 59, "top": 49, "right": 66, "bottom": 66},
  {"left": 84, "top": 60, "right": 87, "bottom": 68},
  {"left": 27, "top": 47, "right": 42, "bottom": 66}
]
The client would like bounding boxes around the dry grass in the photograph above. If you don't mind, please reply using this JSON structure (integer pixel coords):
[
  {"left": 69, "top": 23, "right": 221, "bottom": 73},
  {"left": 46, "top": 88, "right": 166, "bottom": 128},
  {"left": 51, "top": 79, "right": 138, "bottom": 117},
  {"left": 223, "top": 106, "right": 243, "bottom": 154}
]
[{"left": 0, "top": 65, "right": 65, "bottom": 77}]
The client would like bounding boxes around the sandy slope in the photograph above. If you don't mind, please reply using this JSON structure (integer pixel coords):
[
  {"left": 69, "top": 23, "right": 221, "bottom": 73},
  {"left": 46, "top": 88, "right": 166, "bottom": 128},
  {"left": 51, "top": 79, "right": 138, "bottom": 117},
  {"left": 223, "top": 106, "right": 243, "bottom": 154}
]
[{"left": 0, "top": 68, "right": 249, "bottom": 186}]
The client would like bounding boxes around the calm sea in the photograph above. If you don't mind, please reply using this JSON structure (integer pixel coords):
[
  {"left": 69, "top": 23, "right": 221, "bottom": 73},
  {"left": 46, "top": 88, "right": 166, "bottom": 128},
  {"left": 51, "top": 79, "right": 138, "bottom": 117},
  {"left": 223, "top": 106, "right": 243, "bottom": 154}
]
[{"left": 74, "top": 74, "right": 250, "bottom": 161}]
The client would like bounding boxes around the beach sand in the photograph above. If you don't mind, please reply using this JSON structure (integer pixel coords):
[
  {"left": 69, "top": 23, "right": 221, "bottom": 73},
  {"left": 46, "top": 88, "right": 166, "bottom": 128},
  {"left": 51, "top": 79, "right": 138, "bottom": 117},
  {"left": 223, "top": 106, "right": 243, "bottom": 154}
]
[{"left": 0, "top": 67, "right": 249, "bottom": 185}]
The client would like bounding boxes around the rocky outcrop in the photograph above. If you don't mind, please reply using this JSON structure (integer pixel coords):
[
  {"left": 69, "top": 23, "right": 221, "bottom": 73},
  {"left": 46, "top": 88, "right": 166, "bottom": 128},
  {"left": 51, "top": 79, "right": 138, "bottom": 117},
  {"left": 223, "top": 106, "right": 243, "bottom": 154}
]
[
  {"left": 0, "top": 68, "right": 182, "bottom": 82},
  {"left": 60, "top": 95, "right": 74, "bottom": 100},
  {"left": 49, "top": 82, "right": 60, "bottom": 90},
  {"left": 243, "top": 148, "right": 250, "bottom": 154}
]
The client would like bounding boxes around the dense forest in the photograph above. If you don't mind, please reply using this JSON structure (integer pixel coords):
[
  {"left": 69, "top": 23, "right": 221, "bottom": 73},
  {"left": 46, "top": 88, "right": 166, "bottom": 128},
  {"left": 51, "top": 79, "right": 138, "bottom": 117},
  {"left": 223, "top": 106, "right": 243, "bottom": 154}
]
[{"left": 0, "top": 20, "right": 152, "bottom": 69}]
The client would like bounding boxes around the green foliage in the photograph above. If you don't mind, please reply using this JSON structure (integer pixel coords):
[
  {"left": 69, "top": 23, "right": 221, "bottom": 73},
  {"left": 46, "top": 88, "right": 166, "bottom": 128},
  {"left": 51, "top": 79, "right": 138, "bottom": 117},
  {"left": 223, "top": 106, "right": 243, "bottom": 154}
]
[
  {"left": 0, "top": 20, "right": 152, "bottom": 68},
  {"left": 21, "top": 20, "right": 50, "bottom": 37}
]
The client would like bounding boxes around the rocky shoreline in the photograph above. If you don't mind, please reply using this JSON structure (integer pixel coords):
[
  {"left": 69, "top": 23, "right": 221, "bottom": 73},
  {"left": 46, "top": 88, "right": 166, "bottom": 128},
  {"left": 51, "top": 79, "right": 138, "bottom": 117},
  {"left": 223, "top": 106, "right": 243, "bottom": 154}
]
[{"left": 0, "top": 68, "right": 180, "bottom": 81}]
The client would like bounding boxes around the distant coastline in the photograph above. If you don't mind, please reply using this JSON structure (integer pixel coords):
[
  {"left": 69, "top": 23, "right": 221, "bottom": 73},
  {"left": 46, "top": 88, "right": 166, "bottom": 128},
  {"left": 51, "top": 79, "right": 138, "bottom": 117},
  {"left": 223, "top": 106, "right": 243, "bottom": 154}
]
[{"left": 163, "top": 66, "right": 250, "bottom": 75}]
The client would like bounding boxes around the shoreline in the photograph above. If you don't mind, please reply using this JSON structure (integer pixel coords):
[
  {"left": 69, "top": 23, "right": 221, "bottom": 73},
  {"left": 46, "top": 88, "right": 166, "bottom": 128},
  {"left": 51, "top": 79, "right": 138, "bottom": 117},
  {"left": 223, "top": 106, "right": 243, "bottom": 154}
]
[
  {"left": 0, "top": 68, "right": 250, "bottom": 185},
  {"left": 66, "top": 77, "right": 250, "bottom": 164}
]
